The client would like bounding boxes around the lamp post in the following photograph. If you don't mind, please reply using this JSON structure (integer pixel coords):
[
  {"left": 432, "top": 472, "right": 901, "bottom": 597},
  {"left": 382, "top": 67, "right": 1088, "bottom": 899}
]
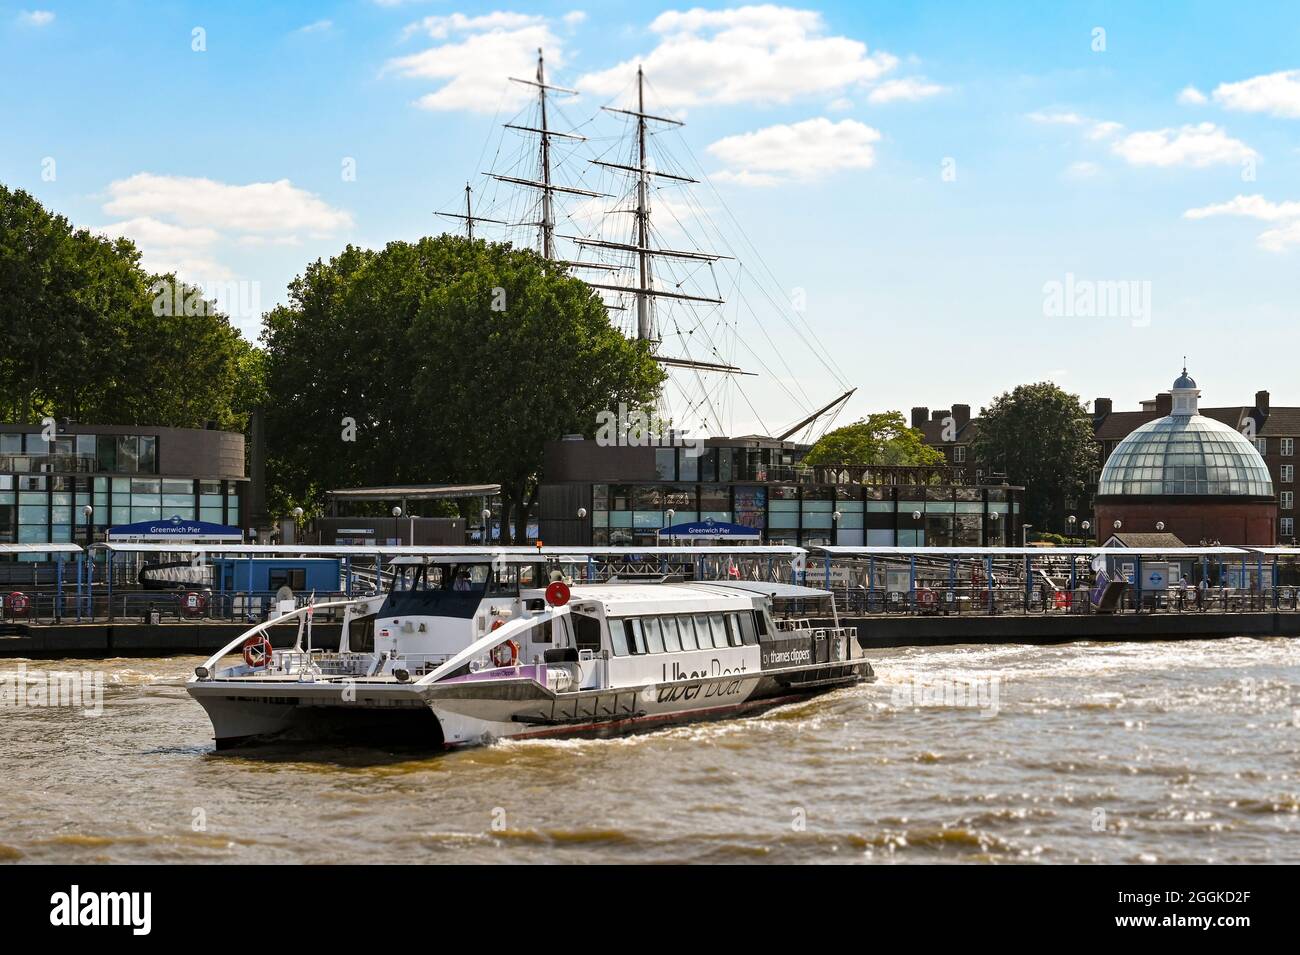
[
  {"left": 481, "top": 508, "right": 491, "bottom": 545},
  {"left": 1066, "top": 514, "right": 1077, "bottom": 546},
  {"left": 82, "top": 504, "right": 94, "bottom": 545},
  {"left": 1155, "top": 520, "right": 1165, "bottom": 531},
  {"left": 1113, "top": 519, "right": 1122, "bottom": 531},
  {"left": 989, "top": 509, "right": 999, "bottom": 546},
  {"left": 1022, "top": 523, "right": 1032, "bottom": 548},
  {"left": 832, "top": 509, "right": 841, "bottom": 546},
  {"left": 1081, "top": 519, "right": 1091, "bottom": 543}
]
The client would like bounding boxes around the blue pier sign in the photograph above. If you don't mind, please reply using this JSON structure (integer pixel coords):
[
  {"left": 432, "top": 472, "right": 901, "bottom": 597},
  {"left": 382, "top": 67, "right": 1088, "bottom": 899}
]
[
  {"left": 107, "top": 514, "right": 244, "bottom": 542},
  {"left": 657, "top": 519, "right": 761, "bottom": 540}
]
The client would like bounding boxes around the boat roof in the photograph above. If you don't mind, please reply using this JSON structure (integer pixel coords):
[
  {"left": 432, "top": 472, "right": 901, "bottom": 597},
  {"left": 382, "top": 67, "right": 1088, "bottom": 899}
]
[
  {"left": 694, "top": 580, "right": 833, "bottom": 599},
  {"left": 567, "top": 583, "right": 758, "bottom": 614}
]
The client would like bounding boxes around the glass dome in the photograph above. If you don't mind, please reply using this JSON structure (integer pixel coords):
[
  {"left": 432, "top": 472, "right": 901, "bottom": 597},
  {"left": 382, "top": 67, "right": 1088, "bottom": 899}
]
[{"left": 1098, "top": 415, "right": 1273, "bottom": 497}]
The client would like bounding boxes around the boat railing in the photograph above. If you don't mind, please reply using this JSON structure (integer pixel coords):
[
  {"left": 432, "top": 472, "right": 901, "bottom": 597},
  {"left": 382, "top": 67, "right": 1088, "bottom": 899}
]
[{"left": 191, "top": 598, "right": 365, "bottom": 679}]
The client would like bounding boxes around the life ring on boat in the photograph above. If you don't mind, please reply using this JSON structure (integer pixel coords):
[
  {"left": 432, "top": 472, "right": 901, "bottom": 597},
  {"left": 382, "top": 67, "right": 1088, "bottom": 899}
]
[
  {"left": 545, "top": 580, "right": 571, "bottom": 606},
  {"left": 242, "top": 634, "right": 274, "bottom": 669},
  {"left": 490, "top": 639, "right": 519, "bottom": 669},
  {"left": 7, "top": 591, "right": 30, "bottom": 617},
  {"left": 915, "top": 588, "right": 938, "bottom": 611},
  {"left": 181, "top": 591, "right": 207, "bottom": 618},
  {"left": 491, "top": 618, "right": 506, "bottom": 631}
]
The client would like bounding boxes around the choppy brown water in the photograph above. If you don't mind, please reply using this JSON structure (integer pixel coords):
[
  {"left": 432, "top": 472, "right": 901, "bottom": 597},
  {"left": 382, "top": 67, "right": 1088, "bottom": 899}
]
[{"left": 2, "top": 638, "right": 1297, "bottom": 864}]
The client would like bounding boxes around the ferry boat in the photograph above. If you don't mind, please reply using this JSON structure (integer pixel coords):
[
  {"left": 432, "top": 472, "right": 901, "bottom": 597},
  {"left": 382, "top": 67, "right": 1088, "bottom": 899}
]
[{"left": 186, "top": 548, "right": 873, "bottom": 750}]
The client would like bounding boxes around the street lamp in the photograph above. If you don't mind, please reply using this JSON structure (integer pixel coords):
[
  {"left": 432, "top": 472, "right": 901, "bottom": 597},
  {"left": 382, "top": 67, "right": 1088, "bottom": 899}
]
[
  {"left": 988, "top": 510, "right": 999, "bottom": 546},
  {"left": 1081, "top": 520, "right": 1091, "bottom": 543},
  {"left": 577, "top": 507, "right": 587, "bottom": 519},
  {"left": 1155, "top": 520, "right": 1166, "bottom": 531},
  {"left": 1113, "top": 519, "right": 1122, "bottom": 530},
  {"left": 1022, "top": 523, "right": 1032, "bottom": 547},
  {"left": 481, "top": 508, "right": 491, "bottom": 544},
  {"left": 82, "top": 504, "right": 93, "bottom": 544},
  {"left": 1066, "top": 514, "right": 1077, "bottom": 546}
]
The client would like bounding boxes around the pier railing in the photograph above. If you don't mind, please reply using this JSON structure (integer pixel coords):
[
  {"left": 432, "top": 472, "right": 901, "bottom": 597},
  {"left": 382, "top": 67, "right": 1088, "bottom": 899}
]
[{"left": 829, "top": 584, "right": 1300, "bottom": 616}]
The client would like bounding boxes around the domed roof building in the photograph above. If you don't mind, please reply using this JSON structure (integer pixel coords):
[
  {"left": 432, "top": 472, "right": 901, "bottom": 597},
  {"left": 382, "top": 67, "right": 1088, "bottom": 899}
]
[{"left": 1094, "top": 368, "right": 1276, "bottom": 545}]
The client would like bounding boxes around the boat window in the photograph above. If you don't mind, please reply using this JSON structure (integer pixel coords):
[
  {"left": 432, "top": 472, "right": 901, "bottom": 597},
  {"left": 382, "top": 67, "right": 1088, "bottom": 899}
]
[
  {"left": 643, "top": 616, "right": 665, "bottom": 654},
  {"left": 487, "top": 565, "right": 519, "bottom": 597},
  {"left": 725, "top": 613, "right": 744, "bottom": 647},
  {"left": 627, "top": 618, "right": 646, "bottom": 655},
  {"left": 572, "top": 611, "right": 602, "bottom": 652},
  {"left": 610, "top": 619, "right": 629, "bottom": 656},
  {"left": 754, "top": 611, "right": 769, "bottom": 638},
  {"left": 660, "top": 616, "right": 682, "bottom": 652},
  {"left": 738, "top": 612, "right": 758, "bottom": 646},
  {"left": 708, "top": 614, "right": 729, "bottom": 649},
  {"left": 677, "top": 615, "right": 699, "bottom": 651}
]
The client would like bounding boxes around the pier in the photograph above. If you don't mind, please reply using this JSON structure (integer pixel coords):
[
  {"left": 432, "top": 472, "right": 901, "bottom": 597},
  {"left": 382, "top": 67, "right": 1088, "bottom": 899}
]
[{"left": 3, "top": 542, "right": 1299, "bottom": 656}]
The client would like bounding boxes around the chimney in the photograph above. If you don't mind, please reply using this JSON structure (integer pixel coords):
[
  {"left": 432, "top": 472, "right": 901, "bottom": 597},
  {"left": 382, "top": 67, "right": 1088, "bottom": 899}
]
[
  {"left": 911, "top": 407, "right": 929, "bottom": 429},
  {"left": 951, "top": 404, "right": 971, "bottom": 428},
  {"left": 1256, "top": 390, "right": 1270, "bottom": 416},
  {"left": 1094, "top": 397, "right": 1112, "bottom": 418},
  {"left": 1155, "top": 391, "right": 1172, "bottom": 416},
  {"left": 932, "top": 408, "right": 949, "bottom": 422}
]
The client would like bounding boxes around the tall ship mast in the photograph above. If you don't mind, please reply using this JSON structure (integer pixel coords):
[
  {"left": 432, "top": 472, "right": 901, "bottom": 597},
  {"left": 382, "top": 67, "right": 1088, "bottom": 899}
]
[{"left": 436, "top": 51, "right": 854, "bottom": 440}]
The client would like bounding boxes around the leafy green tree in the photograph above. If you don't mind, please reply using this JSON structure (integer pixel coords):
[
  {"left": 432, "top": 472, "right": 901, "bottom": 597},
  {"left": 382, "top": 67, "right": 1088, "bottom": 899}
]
[
  {"left": 804, "top": 411, "right": 944, "bottom": 467},
  {"left": 261, "top": 235, "right": 664, "bottom": 541},
  {"left": 970, "top": 382, "right": 1095, "bottom": 532},
  {"left": 0, "top": 184, "right": 260, "bottom": 430}
]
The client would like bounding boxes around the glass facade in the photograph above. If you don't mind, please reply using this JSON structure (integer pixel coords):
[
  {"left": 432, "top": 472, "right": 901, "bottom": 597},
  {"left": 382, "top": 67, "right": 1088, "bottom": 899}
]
[
  {"left": 0, "top": 429, "right": 245, "bottom": 559},
  {"left": 588, "top": 479, "right": 1018, "bottom": 546},
  {"left": 1098, "top": 416, "right": 1274, "bottom": 497}
]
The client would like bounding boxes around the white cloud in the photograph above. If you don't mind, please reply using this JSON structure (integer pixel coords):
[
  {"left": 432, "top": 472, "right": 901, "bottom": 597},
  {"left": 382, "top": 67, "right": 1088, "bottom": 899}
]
[
  {"left": 95, "top": 174, "right": 351, "bottom": 283},
  {"left": 1086, "top": 120, "right": 1122, "bottom": 141},
  {"left": 577, "top": 5, "right": 897, "bottom": 109},
  {"left": 867, "top": 77, "right": 945, "bottom": 104},
  {"left": 826, "top": 96, "right": 853, "bottom": 111},
  {"left": 1026, "top": 110, "right": 1089, "bottom": 125},
  {"left": 1184, "top": 194, "right": 1300, "bottom": 251},
  {"left": 297, "top": 20, "right": 333, "bottom": 34},
  {"left": 562, "top": 11, "right": 587, "bottom": 27},
  {"left": 1177, "top": 85, "right": 1207, "bottom": 106},
  {"left": 1212, "top": 69, "right": 1300, "bottom": 119},
  {"left": 17, "top": 10, "right": 54, "bottom": 26},
  {"left": 1109, "top": 122, "right": 1256, "bottom": 168},
  {"left": 387, "top": 12, "right": 560, "bottom": 112},
  {"left": 104, "top": 173, "right": 353, "bottom": 234},
  {"left": 707, "top": 117, "right": 880, "bottom": 185},
  {"left": 96, "top": 217, "right": 231, "bottom": 280},
  {"left": 1063, "top": 161, "right": 1100, "bottom": 180}
]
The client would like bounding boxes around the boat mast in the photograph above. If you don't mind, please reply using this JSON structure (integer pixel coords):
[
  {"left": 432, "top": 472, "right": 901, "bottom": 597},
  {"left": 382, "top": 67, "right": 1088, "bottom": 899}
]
[
  {"left": 537, "top": 49, "right": 555, "bottom": 260},
  {"left": 635, "top": 65, "right": 652, "bottom": 341},
  {"left": 435, "top": 181, "right": 504, "bottom": 238}
]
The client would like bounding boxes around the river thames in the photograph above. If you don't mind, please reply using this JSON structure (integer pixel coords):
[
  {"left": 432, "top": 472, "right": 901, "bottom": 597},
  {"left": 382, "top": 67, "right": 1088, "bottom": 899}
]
[{"left": 2, "top": 637, "right": 1297, "bottom": 864}]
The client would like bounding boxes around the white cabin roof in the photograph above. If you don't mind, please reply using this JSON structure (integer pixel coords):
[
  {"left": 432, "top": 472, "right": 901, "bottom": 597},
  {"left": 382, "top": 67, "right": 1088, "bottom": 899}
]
[{"left": 565, "top": 583, "right": 757, "bottom": 615}]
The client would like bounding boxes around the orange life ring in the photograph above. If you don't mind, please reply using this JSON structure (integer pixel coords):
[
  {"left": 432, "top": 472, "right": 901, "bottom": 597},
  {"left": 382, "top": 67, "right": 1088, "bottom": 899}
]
[
  {"left": 490, "top": 639, "right": 519, "bottom": 669},
  {"left": 242, "top": 634, "right": 274, "bottom": 669},
  {"left": 491, "top": 618, "right": 506, "bottom": 631},
  {"left": 7, "top": 591, "right": 30, "bottom": 617}
]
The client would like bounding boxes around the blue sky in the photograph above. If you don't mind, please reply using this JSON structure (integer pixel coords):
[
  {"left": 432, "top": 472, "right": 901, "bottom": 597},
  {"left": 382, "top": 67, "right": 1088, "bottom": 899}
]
[{"left": 3, "top": 1, "right": 1299, "bottom": 435}]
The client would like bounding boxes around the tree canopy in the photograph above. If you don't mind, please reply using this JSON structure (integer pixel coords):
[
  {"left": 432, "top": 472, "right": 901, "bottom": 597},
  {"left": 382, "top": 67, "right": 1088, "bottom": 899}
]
[
  {"left": 804, "top": 411, "right": 944, "bottom": 467},
  {"left": 0, "top": 184, "right": 262, "bottom": 429},
  {"left": 261, "top": 235, "right": 664, "bottom": 540},
  {"left": 970, "top": 382, "right": 1095, "bottom": 531}
]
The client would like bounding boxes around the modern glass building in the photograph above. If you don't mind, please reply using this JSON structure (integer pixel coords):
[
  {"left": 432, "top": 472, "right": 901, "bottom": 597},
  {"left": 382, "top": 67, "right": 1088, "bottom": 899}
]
[
  {"left": 0, "top": 423, "right": 248, "bottom": 560},
  {"left": 538, "top": 435, "right": 1023, "bottom": 548}
]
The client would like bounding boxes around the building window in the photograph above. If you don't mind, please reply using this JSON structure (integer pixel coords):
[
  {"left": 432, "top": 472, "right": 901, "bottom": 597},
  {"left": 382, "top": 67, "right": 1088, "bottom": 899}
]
[
  {"left": 1282, "top": 491, "right": 1294, "bottom": 511},
  {"left": 1283, "top": 438, "right": 1295, "bottom": 457},
  {"left": 1254, "top": 437, "right": 1268, "bottom": 455},
  {"left": 654, "top": 448, "right": 676, "bottom": 481},
  {"left": 1283, "top": 517, "right": 1295, "bottom": 539},
  {"left": 1283, "top": 465, "right": 1294, "bottom": 484},
  {"left": 953, "top": 445, "right": 966, "bottom": 464}
]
